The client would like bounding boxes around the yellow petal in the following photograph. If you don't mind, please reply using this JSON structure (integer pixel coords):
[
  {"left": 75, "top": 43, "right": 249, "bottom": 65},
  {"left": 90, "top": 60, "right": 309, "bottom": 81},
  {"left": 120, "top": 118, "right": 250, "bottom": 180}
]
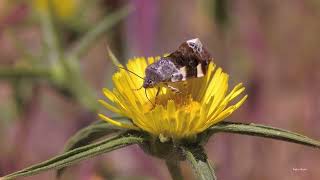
[{"left": 98, "top": 114, "right": 139, "bottom": 130}]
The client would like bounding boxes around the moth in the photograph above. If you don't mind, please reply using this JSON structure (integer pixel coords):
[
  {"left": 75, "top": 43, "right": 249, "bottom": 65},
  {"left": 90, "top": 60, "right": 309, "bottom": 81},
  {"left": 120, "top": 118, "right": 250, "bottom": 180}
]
[
  {"left": 142, "top": 38, "right": 212, "bottom": 92},
  {"left": 119, "top": 38, "right": 212, "bottom": 101}
]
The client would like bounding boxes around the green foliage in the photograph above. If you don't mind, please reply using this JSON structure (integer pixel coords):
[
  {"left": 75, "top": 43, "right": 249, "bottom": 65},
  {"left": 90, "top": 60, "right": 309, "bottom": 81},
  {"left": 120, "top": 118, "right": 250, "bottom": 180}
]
[
  {"left": 68, "top": 4, "right": 133, "bottom": 58},
  {"left": 0, "top": 67, "right": 51, "bottom": 80},
  {"left": 209, "top": 121, "right": 320, "bottom": 148},
  {"left": 1, "top": 133, "right": 145, "bottom": 180},
  {"left": 2, "top": 120, "right": 320, "bottom": 180},
  {"left": 0, "top": 3, "right": 133, "bottom": 112},
  {"left": 57, "top": 119, "right": 126, "bottom": 177}
]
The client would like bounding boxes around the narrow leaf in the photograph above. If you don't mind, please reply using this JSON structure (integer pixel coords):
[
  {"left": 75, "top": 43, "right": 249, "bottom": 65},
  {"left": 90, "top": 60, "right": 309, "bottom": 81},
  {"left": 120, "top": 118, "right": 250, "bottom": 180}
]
[
  {"left": 63, "top": 118, "right": 128, "bottom": 150},
  {"left": 57, "top": 119, "right": 125, "bottom": 176},
  {"left": 1, "top": 134, "right": 144, "bottom": 180},
  {"left": 209, "top": 122, "right": 320, "bottom": 148},
  {"left": 184, "top": 146, "right": 217, "bottom": 180},
  {"left": 69, "top": 4, "right": 133, "bottom": 58}
]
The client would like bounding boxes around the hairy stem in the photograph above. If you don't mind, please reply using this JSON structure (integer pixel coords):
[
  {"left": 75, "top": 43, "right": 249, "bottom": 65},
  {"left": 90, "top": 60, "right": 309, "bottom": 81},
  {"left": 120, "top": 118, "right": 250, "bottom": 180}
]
[
  {"left": 165, "top": 160, "right": 183, "bottom": 180},
  {"left": 0, "top": 67, "right": 51, "bottom": 80},
  {"left": 184, "top": 147, "right": 217, "bottom": 180}
]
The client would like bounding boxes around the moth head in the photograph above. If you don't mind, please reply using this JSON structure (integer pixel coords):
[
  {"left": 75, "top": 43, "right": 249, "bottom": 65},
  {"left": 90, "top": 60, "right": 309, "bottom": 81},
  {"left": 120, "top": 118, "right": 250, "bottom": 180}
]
[
  {"left": 143, "top": 67, "right": 162, "bottom": 88},
  {"left": 143, "top": 76, "right": 156, "bottom": 88}
]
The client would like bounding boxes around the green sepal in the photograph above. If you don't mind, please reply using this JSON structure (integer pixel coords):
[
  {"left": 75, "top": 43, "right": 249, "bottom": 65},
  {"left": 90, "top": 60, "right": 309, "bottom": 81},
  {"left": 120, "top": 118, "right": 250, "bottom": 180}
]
[{"left": 139, "top": 136, "right": 185, "bottom": 161}]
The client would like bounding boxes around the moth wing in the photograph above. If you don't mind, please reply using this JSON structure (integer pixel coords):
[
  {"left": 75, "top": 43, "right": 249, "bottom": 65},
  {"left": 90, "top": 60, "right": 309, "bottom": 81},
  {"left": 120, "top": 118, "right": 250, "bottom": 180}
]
[
  {"left": 179, "top": 66, "right": 187, "bottom": 80},
  {"left": 196, "top": 63, "right": 205, "bottom": 77}
]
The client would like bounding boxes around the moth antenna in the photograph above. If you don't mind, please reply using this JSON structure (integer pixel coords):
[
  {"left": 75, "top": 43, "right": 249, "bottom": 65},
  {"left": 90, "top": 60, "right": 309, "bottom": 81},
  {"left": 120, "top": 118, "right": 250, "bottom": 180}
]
[
  {"left": 145, "top": 88, "right": 155, "bottom": 108},
  {"left": 117, "top": 66, "right": 145, "bottom": 80},
  {"left": 132, "top": 85, "right": 143, "bottom": 91},
  {"left": 118, "top": 67, "right": 144, "bottom": 92}
]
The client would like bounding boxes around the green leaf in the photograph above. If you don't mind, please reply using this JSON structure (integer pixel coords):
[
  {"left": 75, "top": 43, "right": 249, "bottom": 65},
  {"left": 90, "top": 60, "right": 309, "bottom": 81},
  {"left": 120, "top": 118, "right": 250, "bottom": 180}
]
[
  {"left": 1, "top": 133, "right": 145, "bottom": 180},
  {"left": 63, "top": 120, "right": 125, "bottom": 151},
  {"left": 68, "top": 4, "right": 134, "bottom": 58},
  {"left": 209, "top": 122, "right": 320, "bottom": 148},
  {"left": 184, "top": 146, "right": 217, "bottom": 180},
  {"left": 57, "top": 119, "right": 125, "bottom": 177}
]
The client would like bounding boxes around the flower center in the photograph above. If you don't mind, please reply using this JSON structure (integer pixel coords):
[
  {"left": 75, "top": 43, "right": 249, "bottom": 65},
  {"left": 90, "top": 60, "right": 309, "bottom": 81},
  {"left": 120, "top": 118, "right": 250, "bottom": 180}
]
[{"left": 142, "top": 86, "right": 201, "bottom": 113}]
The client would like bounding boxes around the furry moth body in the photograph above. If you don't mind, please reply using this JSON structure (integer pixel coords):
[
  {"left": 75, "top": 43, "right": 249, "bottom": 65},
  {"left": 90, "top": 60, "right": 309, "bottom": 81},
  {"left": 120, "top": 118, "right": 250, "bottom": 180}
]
[{"left": 143, "top": 38, "right": 212, "bottom": 88}]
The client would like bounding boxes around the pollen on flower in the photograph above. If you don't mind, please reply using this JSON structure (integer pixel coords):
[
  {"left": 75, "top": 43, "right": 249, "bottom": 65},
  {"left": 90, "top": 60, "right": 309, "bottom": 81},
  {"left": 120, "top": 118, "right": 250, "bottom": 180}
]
[
  {"left": 153, "top": 90, "right": 191, "bottom": 108},
  {"left": 99, "top": 57, "right": 247, "bottom": 140}
]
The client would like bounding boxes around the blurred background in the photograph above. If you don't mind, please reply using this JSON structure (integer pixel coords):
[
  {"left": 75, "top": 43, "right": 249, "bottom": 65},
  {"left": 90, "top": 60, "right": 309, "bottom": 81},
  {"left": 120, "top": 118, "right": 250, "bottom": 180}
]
[{"left": 0, "top": 0, "right": 319, "bottom": 179}]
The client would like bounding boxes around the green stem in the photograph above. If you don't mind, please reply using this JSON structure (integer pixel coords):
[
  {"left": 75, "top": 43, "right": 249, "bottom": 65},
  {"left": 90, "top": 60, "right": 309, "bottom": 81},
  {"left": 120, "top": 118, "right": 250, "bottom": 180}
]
[
  {"left": 184, "top": 147, "right": 217, "bottom": 180},
  {"left": 165, "top": 160, "right": 183, "bottom": 180},
  {"left": 0, "top": 67, "right": 51, "bottom": 80},
  {"left": 40, "top": 1, "right": 62, "bottom": 65},
  {"left": 68, "top": 4, "right": 133, "bottom": 58}
]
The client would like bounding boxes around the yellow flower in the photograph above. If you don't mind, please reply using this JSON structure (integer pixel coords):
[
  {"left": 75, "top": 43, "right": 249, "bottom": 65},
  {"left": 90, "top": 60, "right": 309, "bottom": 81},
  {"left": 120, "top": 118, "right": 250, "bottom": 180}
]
[
  {"left": 99, "top": 57, "right": 247, "bottom": 141},
  {"left": 33, "top": 0, "right": 78, "bottom": 21}
]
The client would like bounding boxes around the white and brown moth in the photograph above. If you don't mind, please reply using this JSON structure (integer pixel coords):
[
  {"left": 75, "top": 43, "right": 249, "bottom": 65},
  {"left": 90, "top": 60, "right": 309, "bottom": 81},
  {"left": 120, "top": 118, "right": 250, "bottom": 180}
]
[
  {"left": 142, "top": 38, "right": 211, "bottom": 91},
  {"left": 119, "top": 38, "right": 212, "bottom": 99}
]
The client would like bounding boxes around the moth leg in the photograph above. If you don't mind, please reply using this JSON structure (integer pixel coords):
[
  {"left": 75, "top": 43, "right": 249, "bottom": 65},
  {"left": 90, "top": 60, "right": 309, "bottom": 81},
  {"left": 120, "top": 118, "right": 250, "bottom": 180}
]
[
  {"left": 155, "top": 87, "right": 161, "bottom": 97},
  {"left": 144, "top": 88, "right": 157, "bottom": 111},
  {"left": 182, "top": 81, "right": 187, "bottom": 87},
  {"left": 150, "top": 87, "right": 161, "bottom": 110},
  {"left": 166, "top": 84, "right": 181, "bottom": 94}
]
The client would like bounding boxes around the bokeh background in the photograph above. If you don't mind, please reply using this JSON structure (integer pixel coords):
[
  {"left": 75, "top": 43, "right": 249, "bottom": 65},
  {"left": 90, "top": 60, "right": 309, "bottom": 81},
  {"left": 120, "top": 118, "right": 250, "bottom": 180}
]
[{"left": 0, "top": 0, "right": 319, "bottom": 179}]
